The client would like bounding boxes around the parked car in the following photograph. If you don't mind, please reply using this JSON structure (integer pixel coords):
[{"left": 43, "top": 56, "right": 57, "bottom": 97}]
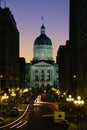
[
  {"left": 10, "top": 107, "right": 19, "bottom": 117},
  {"left": 0, "top": 117, "right": 4, "bottom": 126}
]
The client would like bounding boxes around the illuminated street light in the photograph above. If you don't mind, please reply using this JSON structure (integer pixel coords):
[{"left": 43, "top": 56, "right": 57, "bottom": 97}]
[
  {"left": 56, "top": 90, "right": 60, "bottom": 95},
  {"left": 74, "top": 96, "right": 85, "bottom": 106},
  {"left": 74, "top": 95, "right": 85, "bottom": 123},
  {"left": 1, "top": 93, "right": 9, "bottom": 104},
  {"left": 1, "top": 93, "right": 9, "bottom": 100},
  {"left": 73, "top": 75, "right": 76, "bottom": 78},
  {"left": 66, "top": 95, "right": 74, "bottom": 118},
  {"left": 66, "top": 95, "right": 74, "bottom": 102},
  {"left": 23, "top": 88, "right": 29, "bottom": 93},
  {"left": 11, "top": 91, "right": 16, "bottom": 97}
]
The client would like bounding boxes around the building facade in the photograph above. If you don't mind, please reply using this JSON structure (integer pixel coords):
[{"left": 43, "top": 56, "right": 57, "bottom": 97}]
[
  {"left": 19, "top": 57, "right": 26, "bottom": 89},
  {"left": 0, "top": 7, "right": 19, "bottom": 92},
  {"left": 26, "top": 24, "right": 58, "bottom": 91},
  {"left": 69, "top": 0, "right": 87, "bottom": 114},
  {"left": 69, "top": 0, "right": 87, "bottom": 98},
  {"left": 56, "top": 41, "right": 71, "bottom": 94}
]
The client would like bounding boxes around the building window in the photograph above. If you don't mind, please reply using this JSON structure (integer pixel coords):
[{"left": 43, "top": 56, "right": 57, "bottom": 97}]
[
  {"left": 41, "top": 70, "right": 44, "bottom": 73},
  {"left": 35, "top": 75, "right": 39, "bottom": 81},
  {"left": 35, "top": 70, "right": 38, "bottom": 73},
  {"left": 47, "top": 70, "right": 50, "bottom": 73}
]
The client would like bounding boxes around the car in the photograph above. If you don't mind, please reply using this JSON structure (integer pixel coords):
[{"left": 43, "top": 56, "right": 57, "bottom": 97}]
[{"left": 0, "top": 117, "right": 4, "bottom": 126}]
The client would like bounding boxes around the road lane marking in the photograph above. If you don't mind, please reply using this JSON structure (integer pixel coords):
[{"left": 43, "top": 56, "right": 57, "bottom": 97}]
[
  {"left": 10, "top": 120, "right": 22, "bottom": 129},
  {"left": 17, "top": 120, "right": 27, "bottom": 129}
]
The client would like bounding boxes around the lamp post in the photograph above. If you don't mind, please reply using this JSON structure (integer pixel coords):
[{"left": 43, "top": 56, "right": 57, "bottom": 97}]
[
  {"left": 74, "top": 96, "right": 84, "bottom": 117},
  {"left": 66, "top": 95, "right": 74, "bottom": 119},
  {"left": 74, "top": 96, "right": 85, "bottom": 130},
  {"left": 66, "top": 95, "right": 74, "bottom": 102},
  {"left": 1, "top": 93, "right": 9, "bottom": 105},
  {"left": 11, "top": 91, "right": 16, "bottom": 106},
  {"left": 0, "top": 93, "right": 9, "bottom": 116},
  {"left": 11, "top": 91, "right": 16, "bottom": 97}
]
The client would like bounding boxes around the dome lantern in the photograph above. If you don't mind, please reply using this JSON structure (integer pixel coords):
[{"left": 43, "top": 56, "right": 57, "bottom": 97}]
[{"left": 41, "top": 24, "right": 45, "bottom": 34}]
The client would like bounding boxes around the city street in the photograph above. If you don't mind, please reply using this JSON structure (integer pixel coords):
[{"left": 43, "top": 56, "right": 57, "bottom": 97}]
[
  {"left": 0, "top": 94, "right": 87, "bottom": 130},
  {"left": 0, "top": 1, "right": 87, "bottom": 130},
  {"left": 0, "top": 97, "right": 68, "bottom": 130}
]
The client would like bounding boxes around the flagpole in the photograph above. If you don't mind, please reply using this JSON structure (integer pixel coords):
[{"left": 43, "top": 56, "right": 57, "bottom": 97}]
[{"left": 41, "top": 16, "right": 44, "bottom": 25}]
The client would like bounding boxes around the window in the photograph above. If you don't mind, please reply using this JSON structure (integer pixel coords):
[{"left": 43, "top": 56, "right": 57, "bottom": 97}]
[{"left": 35, "top": 70, "right": 38, "bottom": 73}]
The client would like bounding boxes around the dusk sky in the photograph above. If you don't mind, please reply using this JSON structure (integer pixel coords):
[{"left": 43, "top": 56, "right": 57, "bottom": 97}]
[{"left": 4, "top": 0, "right": 69, "bottom": 62}]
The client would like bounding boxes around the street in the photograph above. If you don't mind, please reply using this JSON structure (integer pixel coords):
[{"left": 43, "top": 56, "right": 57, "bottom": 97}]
[
  {"left": 0, "top": 99, "right": 68, "bottom": 130},
  {"left": 1, "top": 94, "right": 87, "bottom": 130}
]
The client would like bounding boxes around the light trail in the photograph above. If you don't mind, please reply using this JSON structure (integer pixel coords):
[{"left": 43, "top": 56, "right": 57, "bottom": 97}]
[
  {"left": 10, "top": 120, "right": 22, "bottom": 129},
  {"left": 17, "top": 120, "right": 27, "bottom": 129}
]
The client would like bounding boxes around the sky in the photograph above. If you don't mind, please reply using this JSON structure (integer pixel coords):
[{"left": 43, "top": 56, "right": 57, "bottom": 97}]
[{"left": 2, "top": 0, "right": 69, "bottom": 63}]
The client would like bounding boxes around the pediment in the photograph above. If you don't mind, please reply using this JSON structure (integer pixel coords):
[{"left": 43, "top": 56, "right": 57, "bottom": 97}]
[{"left": 32, "top": 61, "right": 53, "bottom": 67}]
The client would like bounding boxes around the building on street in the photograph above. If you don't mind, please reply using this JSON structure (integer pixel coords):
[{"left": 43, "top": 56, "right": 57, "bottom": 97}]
[
  {"left": 26, "top": 23, "right": 58, "bottom": 91},
  {"left": 0, "top": 7, "right": 19, "bottom": 92}
]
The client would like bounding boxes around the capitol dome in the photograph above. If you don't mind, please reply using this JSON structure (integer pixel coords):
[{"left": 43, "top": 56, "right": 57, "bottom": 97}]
[
  {"left": 34, "top": 25, "right": 52, "bottom": 46},
  {"left": 33, "top": 24, "right": 53, "bottom": 61}
]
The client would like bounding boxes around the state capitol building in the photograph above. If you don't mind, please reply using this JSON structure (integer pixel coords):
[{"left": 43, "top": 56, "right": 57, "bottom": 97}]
[{"left": 26, "top": 23, "right": 58, "bottom": 91}]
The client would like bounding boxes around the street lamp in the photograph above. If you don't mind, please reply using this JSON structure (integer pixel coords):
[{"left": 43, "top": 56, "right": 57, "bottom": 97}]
[
  {"left": 1, "top": 93, "right": 9, "bottom": 104},
  {"left": 74, "top": 96, "right": 85, "bottom": 106},
  {"left": 66, "top": 95, "right": 74, "bottom": 118},
  {"left": 11, "top": 91, "right": 16, "bottom": 97},
  {"left": 0, "top": 93, "right": 9, "bottom": 116},
  {"left": 74, "top": 96, "right": 85, "bottom": 117},
  {"left": 66, "top": 95, "right": 74, "bottom": 102},
  {"left": 74, "top": 96, "right": 85, "bottom": 129},
  {"left": 11, "top": 91, "right": 16, "bottom": 106}
]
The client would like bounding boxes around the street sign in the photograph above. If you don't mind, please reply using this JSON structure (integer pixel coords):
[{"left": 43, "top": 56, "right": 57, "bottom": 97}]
[{"left": 54, "top": 111, "right": 65, "bottom": 123}]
